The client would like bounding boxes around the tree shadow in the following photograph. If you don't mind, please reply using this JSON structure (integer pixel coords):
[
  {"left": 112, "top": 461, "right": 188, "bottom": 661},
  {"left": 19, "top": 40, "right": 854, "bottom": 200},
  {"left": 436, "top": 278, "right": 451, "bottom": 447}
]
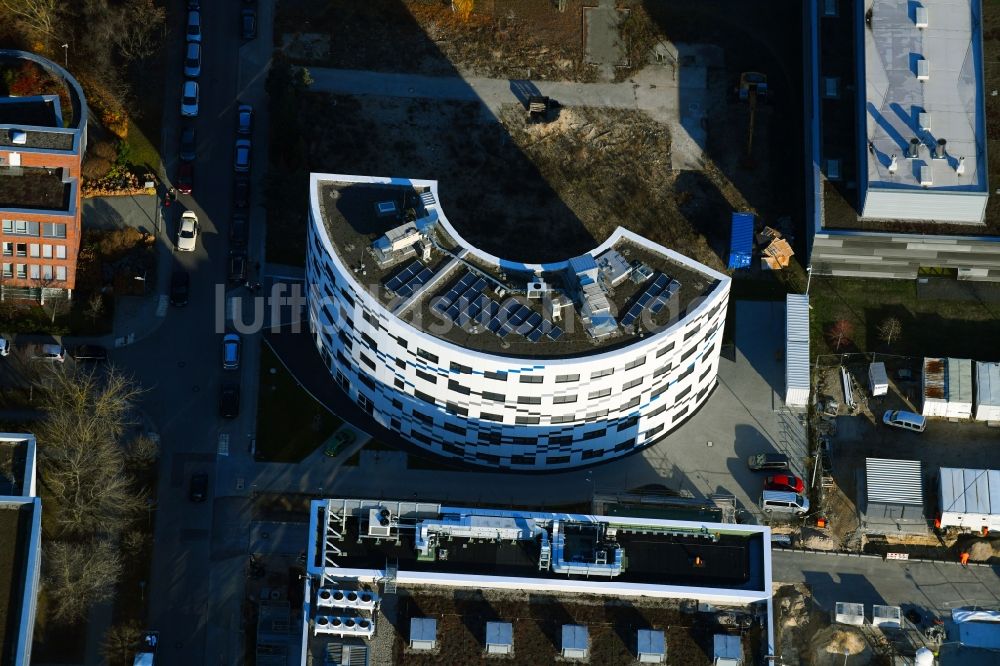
[
  {"left": 528, "top": 594, "right": 575, "bottom": 650},
  {"left": 606, "top": 598, "right": 649, "bottom": 659},
  {"left": 453, "top": 588, "right": 499, "bottom": 651}
]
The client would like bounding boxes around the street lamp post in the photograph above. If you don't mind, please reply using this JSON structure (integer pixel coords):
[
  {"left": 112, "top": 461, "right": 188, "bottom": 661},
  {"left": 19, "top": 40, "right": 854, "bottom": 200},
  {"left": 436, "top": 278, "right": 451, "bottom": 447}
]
[
  {"left": 61, "top": 44, "right": 68, "bottom": 68},
  {"left": 805, "top": 265, "right": 814, "bottom": 295}
]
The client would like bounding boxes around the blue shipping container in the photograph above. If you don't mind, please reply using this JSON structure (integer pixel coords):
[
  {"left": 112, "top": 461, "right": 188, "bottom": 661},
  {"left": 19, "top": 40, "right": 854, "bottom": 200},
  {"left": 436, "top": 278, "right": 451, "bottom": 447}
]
[{"left": 728, "top": 212, "right": 754, "bottom": 269}]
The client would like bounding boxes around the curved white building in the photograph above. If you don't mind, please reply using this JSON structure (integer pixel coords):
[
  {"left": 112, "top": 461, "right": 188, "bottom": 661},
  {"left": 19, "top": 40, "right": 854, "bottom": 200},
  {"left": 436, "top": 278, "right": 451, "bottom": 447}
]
[{"left": 306, "top": 174, "right": 730, "bottom": 471}]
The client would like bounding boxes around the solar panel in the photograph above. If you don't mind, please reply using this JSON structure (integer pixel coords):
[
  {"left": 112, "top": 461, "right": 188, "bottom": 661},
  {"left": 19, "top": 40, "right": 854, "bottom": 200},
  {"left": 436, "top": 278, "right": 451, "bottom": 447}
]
[
  {"left": 515, "top": 321, "right": 534, "bottom": 336},
  {"left": 652, "top": 273, "right": 669, "bottom": 290},
  {"left": 432, "top": 299, "right": 449, "bottom": 314},
  {"left": 526, "top": 328, "right": 543, "bottom": 342},
  {"left": 509, "top": 306, "right": 529, "bottom": 326},
  {"left": 446, "top": 303, "right": 461, "bottom": 320},
  {"left": 526, "top": 312, "right": 542, "bottom": 329},
  {"left": 547, "top": 326, "right": 564, "bottom": 340},
  {"left": 486, "top": 318, "right": 503, "bottom": 333},
  {"left": 497, "top": 323, "right": 514, "bottom": 338},
  {"left": 538, "top": 319, "right": 553, "bottom": 334}
]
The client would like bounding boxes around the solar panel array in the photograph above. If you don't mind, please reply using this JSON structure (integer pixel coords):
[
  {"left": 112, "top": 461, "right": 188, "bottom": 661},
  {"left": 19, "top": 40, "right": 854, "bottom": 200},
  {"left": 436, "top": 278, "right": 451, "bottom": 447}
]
[
  {"left": 384, "top": 260, "right": 435, "bottom": 298},
  {"left": 620, "top": 273, "right": 678, "bottom": 328},
  {"left": 433, "top": 271, "right": 564, "bottom": 342}
]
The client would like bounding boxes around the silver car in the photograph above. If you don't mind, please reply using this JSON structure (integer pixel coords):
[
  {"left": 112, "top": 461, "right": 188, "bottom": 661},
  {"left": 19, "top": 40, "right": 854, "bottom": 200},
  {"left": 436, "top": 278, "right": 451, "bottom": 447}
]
[{"left": 184, "top": 42, "right": 201, "bottom": 78}]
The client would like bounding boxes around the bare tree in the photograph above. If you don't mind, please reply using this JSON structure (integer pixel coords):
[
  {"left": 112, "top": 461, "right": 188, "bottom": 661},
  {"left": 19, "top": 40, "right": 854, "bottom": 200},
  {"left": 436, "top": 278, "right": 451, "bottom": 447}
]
[
  {"left": 0, "top": 0, "right": 64, "bottom": 42},
  {"left": 113, "top": 0, "right": 166, "bottom": 63},
  {"left": 85, "top": 292, "right": 105, "bottom": 325},
  {"left": 39, "top": 292, "right": 70, "bottom": 324},
  {"left": 125, "top": 433, "right": 159, "bottom": 468},
  {"left": 44, "top": 539, "right": 123, "bottom": 622},
  {"left": 101, "top": 620, "right": 143, "bottom": 666},
  {"left": 877, "top": 316, "right": 903, "bottom": 348},
  {"left": 826, "top": 319, "right": 854, "bottom": 351}
]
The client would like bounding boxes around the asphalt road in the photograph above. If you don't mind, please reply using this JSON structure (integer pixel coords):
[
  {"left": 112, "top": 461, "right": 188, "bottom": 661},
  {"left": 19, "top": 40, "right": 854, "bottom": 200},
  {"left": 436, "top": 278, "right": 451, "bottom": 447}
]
[{"left": 104, "top": 1, "right": 272, "bottom": 664}]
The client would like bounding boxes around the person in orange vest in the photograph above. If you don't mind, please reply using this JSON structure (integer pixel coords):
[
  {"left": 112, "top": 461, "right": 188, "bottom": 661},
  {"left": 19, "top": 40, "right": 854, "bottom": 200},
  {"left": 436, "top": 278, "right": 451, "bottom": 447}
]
[{"left": 960, "top": 551, "right": 970, "bottom": 567}]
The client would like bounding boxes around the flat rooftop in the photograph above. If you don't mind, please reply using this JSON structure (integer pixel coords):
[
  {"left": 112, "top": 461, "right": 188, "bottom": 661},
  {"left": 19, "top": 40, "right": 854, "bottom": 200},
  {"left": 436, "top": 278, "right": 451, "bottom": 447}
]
[
  {"left": 0, "top": 166, "right": 71, "bottom": 210},
  {"left": 0, "top": 99, "right": 59, "bottom": 128},
  {"left": 0, "top": 504, "right": 32, "bottom": 663},
  {"left": 0, "top": 126, "right": 74, "bottom": 151},
  {"left": 316, "top": 179, "right": 721, "bottom": 359},
  {"left": 864, "top": 0, "right": 985, "bottom": 191}
]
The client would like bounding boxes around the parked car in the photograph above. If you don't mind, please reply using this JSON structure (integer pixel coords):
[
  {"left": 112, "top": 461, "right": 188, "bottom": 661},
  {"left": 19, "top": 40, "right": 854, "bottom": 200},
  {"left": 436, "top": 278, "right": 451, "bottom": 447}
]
[
  {"left": 179, "top": 127, "right": 196, "bottom": 162},
  {"left": 232, "top": 176, "right": 250, "bottom": 209},
  {"left": 180, "top": 80, "right": 199, "bottom": 117},
  {"left": 237, "top": 104, "right": 253, "bottom": 135},
  {"left": 177, "top": 211, "right": 199, "bottom": 251},
  {"left": 184, "top": 42, "right": 201, "bottom": 77},
  {"left": 189, "top": 473, "right": 208, "bottom": 502},
  {"left": 765, "top": 474, "right": 805, "bottom": 494},
  {"left": 229, "top": 214, "right": 248, "bottom": 249},
  {"left": 170, "top": 270, "right": 190, "bottom": 306},
  {"left": 188, "top": 0, "right": 200, "bottom": 8},
  {"left": 747, "top": 453, "right": 790, "bottom": 472},
  {"left": 70, "top": 345, "right": 108, "bottom": 363},
  {"left": 760, "top": 490, "right": 809, "bottom": 516},
  {"left": 0, "top": 338, "right": 9, "bottom": 357},
  {"left": 34, "top": 344, "right": 65, "bottom": 362},
  {"left": 186, "top": 10, "right": 201, "bottom": 42},
  {"left": 222, "top": 333, "right": 241, "bottom": 370},
  {"left": 324, "top": 429, "right": 356, "bottom": 457},
  {"left": 240, "top": 8, "right": 257, "bottom": 39},
  {"left": 219, "top": 384, "right": 240, "bottom": 419},
  {"left": 228, "top": 252, "right": 248, "bottom": 283},
  {"left": 233, "top": 138, "right": 251, "bottom": 172},
  {"left": 882, "top": 409, "right": 926, "bottom": 433},
  {"left": 176, "top": 162, "right": 193, "bottom": 195}
]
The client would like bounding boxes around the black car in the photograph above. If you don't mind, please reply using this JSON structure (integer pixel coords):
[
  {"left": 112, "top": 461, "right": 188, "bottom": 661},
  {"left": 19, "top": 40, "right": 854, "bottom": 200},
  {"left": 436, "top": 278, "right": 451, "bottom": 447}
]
[
  {"left": 71, "top": 344, "right": 108, "bottom": 362},
  {"left": 746, "top": 453, "right": 790, "bottom": 472},
  {"left": 228, "top": 252, "right": 248, "bottom": 284},
  {"left": 179, "top": 127, "right": 196, "bottom": 162},
  {"left": 230, "top": 214, "right": 248, "bottom": 249},
  {"left": 219, "top": 384, "right": 240, "bottom": 419},
  {"left": 241, "top": 9, "right": 257, "bottom": 39},
  {"left": 189, "top": 473, "right": 208, "bottom": 502},
  {"left": 233, "top": 177, "right": 250, "bottom": 209},
  {"left": 170, "top": 270, "right": 190, "bottom": 306}
]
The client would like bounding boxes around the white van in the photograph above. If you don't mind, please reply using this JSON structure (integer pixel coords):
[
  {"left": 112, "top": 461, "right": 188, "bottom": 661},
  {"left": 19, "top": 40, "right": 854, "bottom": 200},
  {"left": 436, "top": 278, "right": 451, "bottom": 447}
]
[
  {"left": 760, "top": 490, "right": 809, "bottom": 516},
  {"left": 882, "top": 409, "right": 926, "bottom": 433}
]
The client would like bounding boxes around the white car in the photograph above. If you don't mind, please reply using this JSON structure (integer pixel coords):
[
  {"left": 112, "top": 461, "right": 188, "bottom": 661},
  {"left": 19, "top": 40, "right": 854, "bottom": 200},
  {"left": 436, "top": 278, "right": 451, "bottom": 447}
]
[
  {"left": 34, "top": 344, "right": 65, "bottom": 362},
  {"left": 0, "top": 337, "right": 9, "bottom": 357},
  {"left": 186, "top": 10, "right": 201, "bottom": 43},
  {"left": 181, "top": 81, "right": 199, "bottom": 117},
  {"left": 184, "top": 42, "right": 201, "bottom": 78},
  {"left": 177, "top": 211, "right": 199, "bottom": 251},
  {"left": 233, "top": 138, "right": 251, "bottom": 173}
]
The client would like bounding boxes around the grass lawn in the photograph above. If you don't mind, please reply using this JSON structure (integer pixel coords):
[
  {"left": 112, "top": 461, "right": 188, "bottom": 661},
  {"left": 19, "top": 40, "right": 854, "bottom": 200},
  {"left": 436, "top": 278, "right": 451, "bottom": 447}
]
[
  {"left": 809, "top": 277, "right": 1000, "bottom": 360},
  {"left": 256, "top": 344, "right": 341, "bottom": 462},
  {"left": 124, "top": 119, "right": 161, "bottom": 173}
]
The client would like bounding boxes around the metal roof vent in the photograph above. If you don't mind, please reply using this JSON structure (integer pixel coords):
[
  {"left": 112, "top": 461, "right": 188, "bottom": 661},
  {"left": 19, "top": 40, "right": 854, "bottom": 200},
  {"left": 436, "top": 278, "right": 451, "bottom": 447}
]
[
  {"left": 10, "top": 130, "right": 27, "bottom": 145},
  {"left": 908, "top": 138, "right": 921, "bottom": 159},
  {"left": 919, "top": 112, "right": 931, "bottom": 131},
  {"left": 920, "top": 165, "right": 933, "bottom": 188},
  {"left": 915, "top": 6, "right": 928, "bottom": 29},
  {"left": 888, "top": 154, "right": 899, "bottom": 175},
  {"left": 916, "top": 59, "right": 930, "bottom": 81},
  {"left": 956, "top": 156, "right": 966, "bottom": 177}
]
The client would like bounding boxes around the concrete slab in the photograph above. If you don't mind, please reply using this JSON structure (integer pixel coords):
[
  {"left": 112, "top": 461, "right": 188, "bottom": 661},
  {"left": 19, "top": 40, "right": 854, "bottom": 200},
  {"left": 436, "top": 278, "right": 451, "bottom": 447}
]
[{"left": 584, "top": 3, "right": 627, "bottom": 68}]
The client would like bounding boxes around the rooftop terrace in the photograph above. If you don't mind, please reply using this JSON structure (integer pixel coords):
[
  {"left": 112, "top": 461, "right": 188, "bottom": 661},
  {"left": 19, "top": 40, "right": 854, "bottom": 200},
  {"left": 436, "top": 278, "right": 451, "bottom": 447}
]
[
  {"left": 0, "top": 166, "right": 71, "bottom": 211},
  {"left": 316, "top": 178, "right": 723, "bottom": 359},
  {"left": 0, "top": 98, "right": 59, "bottom": 128}
]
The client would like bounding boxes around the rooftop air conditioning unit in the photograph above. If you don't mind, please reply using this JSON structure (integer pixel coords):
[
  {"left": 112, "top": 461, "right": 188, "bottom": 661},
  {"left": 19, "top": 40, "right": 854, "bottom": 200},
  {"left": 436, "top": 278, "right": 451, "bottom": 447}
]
[
  {"left": 920, "top": 165, "right": 933, "bottom": 188},
  {"left": 368, "top": 507, "right": 395, "bottom": 537},
  {"left": 825, "top": 159, "right": 841, "bottom": 181},
  {"left": 916, "top": 59, "right": 929, "bottom": 81},
  {"left": 822, "top": 77, "right": 839, "bottom": 99},
  {"left": 10, "top": 130, "right": 27, "bottom": 145},
  {"left": 822, "top": 0, "right": 838, "bottom": 17}
]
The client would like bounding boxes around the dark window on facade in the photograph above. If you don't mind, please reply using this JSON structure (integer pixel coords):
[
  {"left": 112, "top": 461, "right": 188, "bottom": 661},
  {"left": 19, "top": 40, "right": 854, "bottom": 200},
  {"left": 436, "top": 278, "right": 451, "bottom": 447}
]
[
  {"left": 651, "top": 383, "right": 668, "bottom": 399},
  {"left": 362, "top": 311, "right": 378, "bottom": 327},
  {"left": 653, "top": 363, "right": 671, "bottom": 378},
  {"left": 394, "top": 378, "right": 405, "bottom": 390},
  {"left": 677, "top": 386, "right": 692, "bottom": 400},
  {"left": 555, "top": 374, "right": 580, "bottom": 383},
  {"left": 700, "top": 366, "right": 713, "bottom": 382},
  {"left": 621, "top": 396, "right": 641, "bottom": 410},
  {"left": 360, "top": 332, "right": 378, "bottom": 350},
  {"left": 480, "top": 412, "right": 503, "bottom": 422},
  {"left": 411, "top": 431, "right": 432, "bottom": 444},
  {"left": 450, "top": 362, "right": 472, "bottom": 374},
  {"left": 645, "top": 424, "right": 665, "bottom": 438},
  {"left": 336, "top": 350, "right": 350, "bottom": 367},
  {"left": 395, "top": 336, "right": 408, "bottom": 349},
  {"left": 680, "top": 346, "right": 697, "bottom": 363},
  {"left": 477, "top": 453, "right": 501, "bottom": 465},
  {"left": 444, "top": 422, "right": 466, "bottom": 435},
  {"left": 443, "top": 443, "right": 464, "bottom": 456},
  {"left": 549, "top": 435, "right": 573, "bottom": 445},
  {"left": 339, "top": 288, "right": 355, "bottom": 308},
  {"left": 674, "top": 405, "right": 690, "bottom": 419},
  {"left": 484, "top": 370, "right": 508, "bottom": 381},
  {"left": 588, "top": 388, "right": 612, "bottom": 400},
  {"left": 515, "top": 415, "right": 540, "bottom": 425},
  {"left": 614, "top": 439, "right": 634, "bottom": 452},
  {"left": 618, "top": 415, "right": 639, "bottom": 430},
  {"left": 357, "top": 374, "right": 376, "bottom": 391},
  {"left": 656, "top": 342, "right": 676, "bottom": 358},
  {"left": 697, "top": 386, "right": 709, "bottom": 401},
  {"left": 590, "top": 368, "right": 614, "bottom": 380},
  {"left": 482, "top": 391, "right": 505, "bottom": 403},
  {"left": 519, "top": 374, "right": 543, "bottom": 384},
  {"left": 553, "top": 394, "right": 577, "bottom": 404},
  {"left": 511, "top": 454, "right": 536, "bottom": 466},
  {"left": 391, "top": 398, "right": 403, "bottom": 410},
  {"left": 416, "top": 348, "right": 439, "bottom": 364},
  {"left": 648, "top": 404, "right": 667, "bottom": 418},
  {"left": 517, "top": 396, "right": 541, "bottom": 405},
  {"left": 513, "top": 436, "right": 535, "bottom": 445},
  {"left": 413, "top": 411, "right": 434, "bottom": 425},
  {"left": 582, "top": 428, "right": 606, "bottom": 440},
  {"left": 586, "top": 409, "right": 609, "bottom": 420},
  {"left": 359, "top": 353, "right": 376, "bottom": 371},
  {"left": 678, "top": 363, "right": 695, "bottom": 381},
  {"left": 623, "top": 377, "right": 643, "bottom": 391},
  {"left": 546, "top": 455, "right": 570, "bottom": 465},
  {"left": 446, "top": 402, "right": 469, "bottom": 417},
  {"left": 448, "top": 379, "right": 471, "bottom": 395},
  {"left": 390, "top": 418, "right": 402, "bottom": 430},
  {"left": 415, "top": 390, "right": 436, "bottom": 405},
  {"left": 551, "top": 414, "right": 575, "bottom": 424},
  {"left": 395, "top": 357, "right": 406, "bottom": 370},
  {"left": 684, "top": 326, "right": 701, "bottom": 340},
  {"left": 582, "top": 449, "right": 604, "bottom": 460},
  {"left": 416, "top": 369, "right": 438, "bottom": 384},
  {"left": 337, "top": 330, "right": 352, "bottom": 349},
  {"left": 624, "top": 356, "right": 646, "bottom": 371}
]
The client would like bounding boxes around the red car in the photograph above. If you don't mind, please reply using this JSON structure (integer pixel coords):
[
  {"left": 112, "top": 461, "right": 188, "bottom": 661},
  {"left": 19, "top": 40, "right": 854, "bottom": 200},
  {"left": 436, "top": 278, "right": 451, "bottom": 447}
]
[
  {"left": 764, "top": 474, "right": 805, "bottom": 494},
  {"left": 176, "top": 162, "right": 193, "bottom": 194}
]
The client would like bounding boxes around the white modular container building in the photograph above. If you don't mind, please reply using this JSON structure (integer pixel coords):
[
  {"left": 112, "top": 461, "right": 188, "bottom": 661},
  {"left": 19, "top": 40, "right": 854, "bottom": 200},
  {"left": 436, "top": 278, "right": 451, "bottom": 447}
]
[
  {"left": 938, "top": 467, "right": 1000, "bottom": 531},
  {"left": 868, "top": 362, "right": 888, "bottom": 397},
  {"left": 922, "top": 357, "right": 973, "bottom": 419},
  {"left": 784, "top": 294, "right": 810, "bottom": 409},
  {"left": 974, "top": 362, "right": 1000, "bottom": 422}
]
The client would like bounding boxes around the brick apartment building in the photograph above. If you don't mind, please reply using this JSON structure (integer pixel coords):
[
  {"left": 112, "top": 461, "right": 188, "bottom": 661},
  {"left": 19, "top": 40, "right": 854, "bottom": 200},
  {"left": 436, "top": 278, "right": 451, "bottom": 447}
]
[{"left": 0, "top": 50, "right": 87, "bottom": 301}]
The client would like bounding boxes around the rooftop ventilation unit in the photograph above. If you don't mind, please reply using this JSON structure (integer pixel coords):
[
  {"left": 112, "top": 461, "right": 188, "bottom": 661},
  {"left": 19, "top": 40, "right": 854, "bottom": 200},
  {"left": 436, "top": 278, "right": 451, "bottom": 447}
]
[
  {"left": 367, "top": 507, "right": 396, "bottom": 538},
  {"left": 637, "top": 629, "right": 666, "bottom": 664},
  {"left": 485, "top": 621, "right": 513, "bottom": 655},
  {"left": 314, "top": 616, "right": 375, "bottom": 639},
  {"left": 10, "top": 130, "right": 27, "bottom": 145},
  {"left": 908, "top": 138, "right": 921, "bottom": 159},
  {"left": 376, "top": 200, "right": 397, "bottom": 217},
  {"left": 916, "top": 59, "right": 929, "bottom": 81},
  {"left": 410, "top": 618, "right": 437, "bottom": 651},
  {"left": 825, "top": 159, "right": 841, "bottom": 181},
  {"left": 561, "top": 625, "right": 589, "bottom": 660},
  {"left": 920, "top": 165, "right": 933, "bottom": 188},
  {"left": 822, "top": 77, "right": 839, "bottom": 99},
  {"left": 919, "top": 112, "right": 931, "bottom": 131},
  {"left": 316, "top": 588, "right": 379, "bottom": 611},
  {"left": 915, "top": 6, "right": 928, "bottom": 28},
  {"left": 526, "top": 279, "right": 551, "bottom": 299}
]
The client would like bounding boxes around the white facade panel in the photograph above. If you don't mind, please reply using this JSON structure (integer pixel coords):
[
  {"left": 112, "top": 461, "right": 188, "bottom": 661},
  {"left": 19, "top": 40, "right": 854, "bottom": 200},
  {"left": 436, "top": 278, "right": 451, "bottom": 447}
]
[
  {"left": 861, "top": 189, "right": 988, "bottom": 224},
  {"left": 975, "top": 362, "right": 1000, "bottom": 422},
  {"left": 306, "top": 175, "right": 730, "bottom": 471},
  {"left": 784, "top": 294, "right": 810, "bottom": 408}
]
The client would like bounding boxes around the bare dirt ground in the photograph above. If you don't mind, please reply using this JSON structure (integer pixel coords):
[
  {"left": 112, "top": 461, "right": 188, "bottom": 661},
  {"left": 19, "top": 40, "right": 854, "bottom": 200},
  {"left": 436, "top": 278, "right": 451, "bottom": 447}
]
[
  {"left": 388, "top": 586, "right": 755, "bottom": 665},
  {"left": 773, "top": 584, "right": 826, "bottom": 666},
  {"left": 305, "top": 93, "right": 737, "bottom": 268},
  {"left": 277, "top": 0, "right": 596, "bottom": 82}
]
